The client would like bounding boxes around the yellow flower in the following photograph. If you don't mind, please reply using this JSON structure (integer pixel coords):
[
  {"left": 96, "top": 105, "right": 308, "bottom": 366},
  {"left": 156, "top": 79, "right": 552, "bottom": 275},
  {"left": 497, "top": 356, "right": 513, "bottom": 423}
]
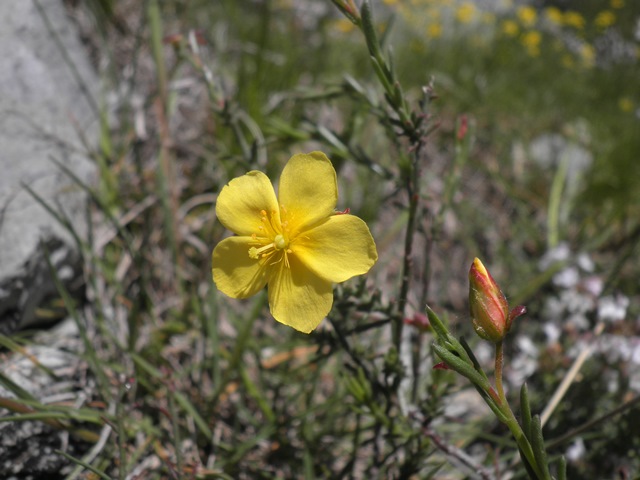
[
  {"left": 517, "top": 5, "right": 537, "bottom": 27},
  {"left": 562, "top": 54, "right": 575, "bottom": 68},
  {"left": 455, "top": 2, "right": 476, "bottom": 24},
  {"left": 501, "top": 19, "right": 519, "bottom": 37},
  {"left": 563, "top": 11, "right": 585, "bottom": 29},
  {"left": 521, "top": 30, "right": 542, "bottom": 56},
  {"left": 618, "top": 97, "right": 634, "bottom": 112},
  {"left": 610, "top": 0, "right": 624, "bottom": 8},
  {"left": 579, "top": 43, "right": 595, "bottom": 67},
  {"left": 482, "top": 12, "right": 495, "bottom": 25},
  {"left": 335, "top": 18, "right": 356, "bottom": 33},
  {"left": 427, "top": 22, "right": 442, "bottom": 38},
  {"left": 544, "top": 6, "right": 563, "bottom": 25},
  {"left": 594, "top": 10, "right": 616, "bottom": 29},
  {"left": 212, "top": 152, "right": 378, "bottom": 333}
]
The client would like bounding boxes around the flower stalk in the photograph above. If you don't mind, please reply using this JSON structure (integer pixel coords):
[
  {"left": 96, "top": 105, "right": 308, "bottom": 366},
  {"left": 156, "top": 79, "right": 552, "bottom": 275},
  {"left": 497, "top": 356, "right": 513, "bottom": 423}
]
[{"left": 428, "top": 258, "right": 563, "bottom": 479}]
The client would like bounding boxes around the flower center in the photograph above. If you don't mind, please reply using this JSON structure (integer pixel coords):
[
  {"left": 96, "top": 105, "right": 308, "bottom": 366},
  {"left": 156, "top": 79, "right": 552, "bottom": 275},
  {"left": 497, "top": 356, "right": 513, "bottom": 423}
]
[
  {"left": 247, "top": 207, "right": 293, "bottom": 267},
  {"left": 274, "top": 234, "right": 287, "bottom": 250}
]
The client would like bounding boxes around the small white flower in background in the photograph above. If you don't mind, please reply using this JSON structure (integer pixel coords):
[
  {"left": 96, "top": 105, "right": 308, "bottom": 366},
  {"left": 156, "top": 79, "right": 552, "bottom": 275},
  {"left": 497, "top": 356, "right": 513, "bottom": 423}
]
[
  {"left": 553, "top": 266, "right": 580, "bottom": 288},
  {"left": 507, "top": 336, "right": 539, "bottom": 386},
  {"left": 567, "top": 438, "right": 586, "bottom": 461},
  {"left": 543, "top": 322, "right": 561, "bottom": 344},
  {"left": 576, "top": 252, "right": 594, "bottom": 272},
  {"left": 597, "top": 294, "right": 629, "bottom": 323},
  {"left": 631, "top": 341, "right": 640, "bottom": 365},
  {"left": 582, "top": 275, "right": 604, "bottom": 297},
  {"left": 538, "top": 242, "right": 571, "bottom": 270}
]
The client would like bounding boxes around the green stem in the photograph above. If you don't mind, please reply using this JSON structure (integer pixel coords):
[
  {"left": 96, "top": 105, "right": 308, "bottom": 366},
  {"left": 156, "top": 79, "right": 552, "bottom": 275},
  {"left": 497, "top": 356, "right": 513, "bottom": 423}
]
[
  {"left": 495, "top": 341, "right": 506, "bottom": 401},
  {"left": 495, "top": 341, "right": 545, "bottom": 479},
  {"left": 394, "top": 173, "right": 419, "bottom": 352}
]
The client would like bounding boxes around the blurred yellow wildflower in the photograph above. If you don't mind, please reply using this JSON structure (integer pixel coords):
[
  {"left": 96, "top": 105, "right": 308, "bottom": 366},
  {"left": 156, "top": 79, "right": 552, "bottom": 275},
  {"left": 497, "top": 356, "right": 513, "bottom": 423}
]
[
  {"left": 521, "top": 30, "right": 542, "bottom": 57},
  {"left": 610, "top": 0, "right": 624, "bottom": 8},
  {"left": 481, "top": 12, "right": 495, "bottom": 25},
  {"left": 335, "top": 18, "right": 356, "bottom": 33},
  {"left": 595, "top": 11, "right": 616, "bottom": 29},
  {"left": 455, "top": 2, "right": 476, "bottom": 24},
  {"left": 562, "top": 54, "right": 575, "bottom": 68},
  {"left": 618, "top": 97, "right": 634, "bottom": 112},
  {"left": 579, "top": 44, "right": 595, "bottom": 68},
  {"left": 427, "top": 23, "right": 443, "bottom": 38},
  {"left": 428, "top": 7, "right": 441, "bottom": 19},
  {"left": 212, "top": 152, "right": 378, "bottom": 333},
  {"left": 274, "top": 0, "right": 293, "bottom": 9},
  {"left": 517, "top": 6, "right": 537, "bottom": 27},
  {"left": 544, "top": 6, "right": 563, "bottom": 25},
  {"left": 501, "top": 19, "right": 519, "bottom": 37},
  {"left": 563, "top": 11, "right": 585, "bottom": 30}
]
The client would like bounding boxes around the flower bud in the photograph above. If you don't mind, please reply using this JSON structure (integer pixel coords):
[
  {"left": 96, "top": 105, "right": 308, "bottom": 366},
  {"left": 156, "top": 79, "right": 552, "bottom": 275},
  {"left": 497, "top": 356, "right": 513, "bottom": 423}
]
[{"left": 469, "top": 257, "right": 510, "bottom": 343}]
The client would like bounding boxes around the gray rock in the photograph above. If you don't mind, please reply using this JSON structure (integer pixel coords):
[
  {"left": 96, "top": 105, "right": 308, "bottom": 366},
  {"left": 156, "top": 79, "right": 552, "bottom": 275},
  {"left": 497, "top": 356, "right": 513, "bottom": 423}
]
[
  {"left": 0, "top": 0, "right": 97, "bottom": 332},
  {"left": 0, "top": 318, "right": 91, "bottom": 478}
]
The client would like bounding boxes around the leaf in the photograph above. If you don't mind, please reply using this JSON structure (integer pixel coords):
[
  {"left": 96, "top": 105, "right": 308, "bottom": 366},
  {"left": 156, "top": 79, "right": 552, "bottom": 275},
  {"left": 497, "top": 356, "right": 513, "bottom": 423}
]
[
  {"left": 530, "top": 415, "right": 552, "bottom": 480},
  {"left": 521, "top": 383, "right": 533, "bottom": 440}
]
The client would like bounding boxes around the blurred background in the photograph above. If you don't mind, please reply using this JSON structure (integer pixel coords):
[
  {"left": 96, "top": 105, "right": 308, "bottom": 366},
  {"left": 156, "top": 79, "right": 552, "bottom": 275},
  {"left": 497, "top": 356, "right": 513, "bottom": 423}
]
[{"left": 1, "top": 0, "right": 639, "bottom": 478}]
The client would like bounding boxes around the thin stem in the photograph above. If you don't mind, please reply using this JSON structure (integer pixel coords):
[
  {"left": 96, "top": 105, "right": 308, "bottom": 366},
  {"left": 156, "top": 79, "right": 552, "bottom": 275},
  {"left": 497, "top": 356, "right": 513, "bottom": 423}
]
[
  {"left": 394, "top": 152, "right": 421, "bottom": 351},
  {"left": 495, "top": 341, "right": 506, "bottom": 402},
  {"left": 546, "top": 394, "right": 640, "bottom": 450},
  {"left": 494, "top": 341, "right": 545, "bottom": 480},
  {"left": 424, "top": 428, "right": 496, "bottom": 480}
]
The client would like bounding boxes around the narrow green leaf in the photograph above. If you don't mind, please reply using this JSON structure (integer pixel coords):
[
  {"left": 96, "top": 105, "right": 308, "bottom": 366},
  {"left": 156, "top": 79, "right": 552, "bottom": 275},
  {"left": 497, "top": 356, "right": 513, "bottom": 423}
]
[
  {"left": 431, "top": 343, "right": 489, "bottom": 390},
  {"left": 459, "top": 336, "right": 483, "bottom": 373},
  {"left": 131, "top": 352, "right": 164, "bottom": 379},
  {"left": 557, "top": 455, "right": 567, "bottom": 480},
  {"left": 547, "top": 152, "right": 571, "bottom": 248},
  {"left": 471, "top": 384, "right": 509, "bottom": 424},
  {"left": 530, "top": 415, "right": 552, "bottom": 480},
  {"left": 425, "top": 305, "right": 450, "bottom": 341},
  {"left": 41, "top": 244, "right": 110, "bottom": 398},
  {"left": 360, "top": 0, "right": 382, "bottom": 60},
  {"left": 174, "top": 391, "right": 213, "bottom": 439},
  {"left": 518, "top": 445, "right": 540, "bottom": 480},
  {"left": 239, "top": 367, "right": 275, "bottom": 424},
  {"left": 55, "top": 450, "right": 113, "bottom": 480},
  {"left": 369, "top": 56, "right": 393, "bottom": 95},
  {"left": 0, "top": 371, "right": 37, "bottom": 402},
  {"left": 521, "top": 383, "right": 533, "bottom": 440},
  {"left": 0, "top": 412, "right": 74, "bottom": 423},
  {"left": 131, "top": 353, "right": 213, "bottom": 438}
]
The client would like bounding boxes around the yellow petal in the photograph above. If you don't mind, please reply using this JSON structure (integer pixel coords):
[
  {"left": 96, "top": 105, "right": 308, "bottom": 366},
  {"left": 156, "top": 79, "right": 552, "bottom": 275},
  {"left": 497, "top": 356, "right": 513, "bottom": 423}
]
[
  {"left": 212, "top": 236, "right": 268, "bottom": 298},
  {"left": 278, "top": 152, "right": 337, "bottom": 233},
  {"left": 267, "top": 255, "right": 333, "bottom": 333},
  {"left": 293, "top": 214, "right": 378, "bottom": 283},
  {"left": 216, "top": 171, "right": 280, "bottom": 236}
]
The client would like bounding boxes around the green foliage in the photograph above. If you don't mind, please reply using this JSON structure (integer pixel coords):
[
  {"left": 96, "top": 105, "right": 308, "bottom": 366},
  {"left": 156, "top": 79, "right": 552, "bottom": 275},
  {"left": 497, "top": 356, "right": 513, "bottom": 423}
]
[{"left": 3, "top": 0, "right": 639, "bottom": 478}]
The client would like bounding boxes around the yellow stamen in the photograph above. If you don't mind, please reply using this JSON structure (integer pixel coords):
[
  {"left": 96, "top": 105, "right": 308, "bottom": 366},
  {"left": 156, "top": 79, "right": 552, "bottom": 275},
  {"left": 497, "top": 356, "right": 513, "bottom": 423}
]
[{"left": 249, "top": 242, "right": 275, "bottom": 259}]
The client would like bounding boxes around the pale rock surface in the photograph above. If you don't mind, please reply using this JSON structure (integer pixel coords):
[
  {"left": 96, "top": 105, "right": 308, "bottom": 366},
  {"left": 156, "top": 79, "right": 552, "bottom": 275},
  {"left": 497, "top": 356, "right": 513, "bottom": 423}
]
[{"left": 0, "top": 0, "right": 97, "bottom": 332}]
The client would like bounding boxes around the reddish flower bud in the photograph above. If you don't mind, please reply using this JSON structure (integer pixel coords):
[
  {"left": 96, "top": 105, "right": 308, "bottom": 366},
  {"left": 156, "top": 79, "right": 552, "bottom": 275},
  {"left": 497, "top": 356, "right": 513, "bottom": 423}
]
[
  {"left": 404, "top": 312, "right": 431, "bottom": 332},
  {"left": 433, "top": 362, "right": 452, "bottom": 371},
  {"left": 456, "top": 114, "right": 468, "bottom": 141},
  {"left": 469, "top": 257, "right": 510, "bottom": 343}
]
